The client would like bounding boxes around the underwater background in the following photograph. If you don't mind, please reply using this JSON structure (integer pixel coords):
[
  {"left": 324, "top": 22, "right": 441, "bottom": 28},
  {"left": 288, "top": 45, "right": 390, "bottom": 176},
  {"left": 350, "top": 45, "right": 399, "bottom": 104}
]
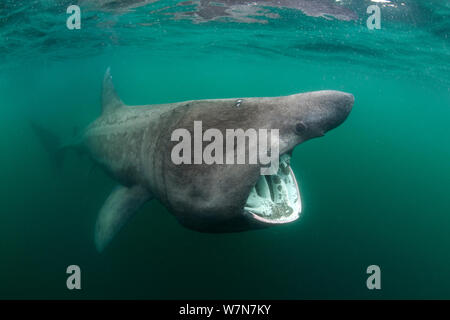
[{"left": 0, "top": 0, "right": 449, "bottom": 299}]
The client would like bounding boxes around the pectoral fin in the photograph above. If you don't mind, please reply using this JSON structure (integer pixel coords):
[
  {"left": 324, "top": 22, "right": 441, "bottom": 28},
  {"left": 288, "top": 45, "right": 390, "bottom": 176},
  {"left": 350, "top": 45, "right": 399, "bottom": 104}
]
[{"left": 95, "top": 185, "right": 152, "bottom": 252}]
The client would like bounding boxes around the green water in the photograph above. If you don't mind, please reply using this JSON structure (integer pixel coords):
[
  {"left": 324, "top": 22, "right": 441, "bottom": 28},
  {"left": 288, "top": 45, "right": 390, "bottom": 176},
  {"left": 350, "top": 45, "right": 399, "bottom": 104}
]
[{"left": 0, "top": 0, "right": 449, "bottom": 299}]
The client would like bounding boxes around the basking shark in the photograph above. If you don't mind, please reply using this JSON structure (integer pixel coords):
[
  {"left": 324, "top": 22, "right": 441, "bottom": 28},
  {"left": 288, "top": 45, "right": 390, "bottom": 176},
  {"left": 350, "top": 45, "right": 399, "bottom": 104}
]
[{"left": 33, "top": 69, "right": 354, "bottom": 252}]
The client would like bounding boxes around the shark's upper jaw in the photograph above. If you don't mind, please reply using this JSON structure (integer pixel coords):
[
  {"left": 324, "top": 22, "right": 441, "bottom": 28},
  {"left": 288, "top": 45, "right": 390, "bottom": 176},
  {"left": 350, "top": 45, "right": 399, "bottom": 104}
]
[{"left": 244, "top": 153, "right": 301, "bottom": 224}]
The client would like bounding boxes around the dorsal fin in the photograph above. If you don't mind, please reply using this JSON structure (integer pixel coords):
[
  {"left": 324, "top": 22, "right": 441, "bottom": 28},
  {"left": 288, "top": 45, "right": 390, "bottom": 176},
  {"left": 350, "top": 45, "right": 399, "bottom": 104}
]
[{"left": 102, "top": 67, "right": 124, "bottom": 115}]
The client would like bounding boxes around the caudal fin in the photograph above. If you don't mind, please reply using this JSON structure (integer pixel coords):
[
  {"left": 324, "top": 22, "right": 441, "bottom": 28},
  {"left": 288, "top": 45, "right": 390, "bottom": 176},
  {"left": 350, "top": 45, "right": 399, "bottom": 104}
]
[{"left": 29, "top": 121, "right": 66, "bottom": 168}]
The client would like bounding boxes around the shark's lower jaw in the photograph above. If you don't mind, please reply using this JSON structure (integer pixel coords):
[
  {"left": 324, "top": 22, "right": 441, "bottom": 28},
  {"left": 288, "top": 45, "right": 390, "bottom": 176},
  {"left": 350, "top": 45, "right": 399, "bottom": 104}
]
[{"left": 244, "top": 154, "right": 301, "bottom": 224}]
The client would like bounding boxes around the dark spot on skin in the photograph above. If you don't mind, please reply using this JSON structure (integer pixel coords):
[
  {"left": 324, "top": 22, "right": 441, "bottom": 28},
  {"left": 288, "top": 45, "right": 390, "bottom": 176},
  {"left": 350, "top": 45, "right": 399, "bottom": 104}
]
[
  {"left": 295, "top": 122, "right": 307, "bottom": 135},
  {"left": 272, "top": 175, "right": 281, "bottom": 184},
  {"left": 277, "top": 185, "right": 282, "bottom": 192}
]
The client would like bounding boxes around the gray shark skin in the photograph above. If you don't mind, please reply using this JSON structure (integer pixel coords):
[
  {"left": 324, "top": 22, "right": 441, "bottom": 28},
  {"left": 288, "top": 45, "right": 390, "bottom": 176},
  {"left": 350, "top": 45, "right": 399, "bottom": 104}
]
[{"left": 35, "top": 69, "right": 354, "bottom": 252}]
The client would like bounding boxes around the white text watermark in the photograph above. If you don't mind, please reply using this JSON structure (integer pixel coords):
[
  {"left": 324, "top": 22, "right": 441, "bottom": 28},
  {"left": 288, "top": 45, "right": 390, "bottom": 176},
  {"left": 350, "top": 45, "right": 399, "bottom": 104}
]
[{"left": 171, "top": 121, "right": 280, "bottom": 175}]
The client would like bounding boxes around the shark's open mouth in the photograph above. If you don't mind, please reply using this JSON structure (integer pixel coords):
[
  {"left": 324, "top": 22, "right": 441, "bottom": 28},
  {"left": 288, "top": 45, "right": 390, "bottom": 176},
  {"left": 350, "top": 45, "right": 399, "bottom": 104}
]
[{"left": 244, "top": 154, "right": 301, "bottom": 224}]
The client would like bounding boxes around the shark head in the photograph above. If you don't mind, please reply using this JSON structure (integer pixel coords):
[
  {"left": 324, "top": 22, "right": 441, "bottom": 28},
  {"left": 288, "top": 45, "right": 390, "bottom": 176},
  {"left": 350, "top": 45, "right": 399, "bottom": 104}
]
[
  {"left": 242, "top": 90, "right": 354, "bottom": 226},
  {"left": 160, "top": 90, "right": 354, "bottom": 232}
]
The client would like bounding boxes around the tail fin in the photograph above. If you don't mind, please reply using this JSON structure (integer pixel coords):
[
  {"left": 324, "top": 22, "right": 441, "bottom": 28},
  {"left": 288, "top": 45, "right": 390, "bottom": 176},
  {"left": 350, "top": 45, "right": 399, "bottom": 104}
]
[{"left": 29, "top": 121, "right": 66, "bottom": 168}]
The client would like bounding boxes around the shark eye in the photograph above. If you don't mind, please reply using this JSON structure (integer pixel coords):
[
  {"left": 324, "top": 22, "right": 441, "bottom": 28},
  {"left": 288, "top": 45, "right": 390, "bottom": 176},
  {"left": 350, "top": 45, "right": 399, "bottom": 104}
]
[{"left": 295, "top": 122, "right": 307, "bottom": 135}]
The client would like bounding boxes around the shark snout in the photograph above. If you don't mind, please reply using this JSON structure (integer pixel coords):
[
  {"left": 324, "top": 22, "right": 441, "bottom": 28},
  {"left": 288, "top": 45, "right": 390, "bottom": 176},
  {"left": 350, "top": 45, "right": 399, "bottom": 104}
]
[
  {"left": 328, "top": 90, "right": 354, "bottom": 115},
  {"left": 339, "top": 92, "right": 355, "bottom": 113},
  {"left": 319, "top": 90, "right": 354, "bottom": 133}
]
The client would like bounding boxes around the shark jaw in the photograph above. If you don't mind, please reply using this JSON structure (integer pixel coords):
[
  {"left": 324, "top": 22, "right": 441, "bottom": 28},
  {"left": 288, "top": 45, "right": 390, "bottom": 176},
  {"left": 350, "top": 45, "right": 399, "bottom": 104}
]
[{"left": 244, "top": 153, "right": 301, "bottom": 224}]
